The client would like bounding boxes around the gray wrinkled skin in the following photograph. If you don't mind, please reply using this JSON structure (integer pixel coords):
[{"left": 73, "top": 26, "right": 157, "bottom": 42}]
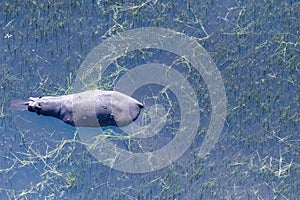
[{"left": 26, "top": 90, "right": 144, "bottom": 127}]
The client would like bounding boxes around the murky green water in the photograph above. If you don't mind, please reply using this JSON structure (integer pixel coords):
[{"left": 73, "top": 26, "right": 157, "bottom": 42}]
[{"left": 0, "top": 0, "right": 299, "bottom": 199}]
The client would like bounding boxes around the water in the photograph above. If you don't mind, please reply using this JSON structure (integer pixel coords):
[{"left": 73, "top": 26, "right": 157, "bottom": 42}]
[{"left": 0, "top": 0, "right": 299, "bottom": 199}]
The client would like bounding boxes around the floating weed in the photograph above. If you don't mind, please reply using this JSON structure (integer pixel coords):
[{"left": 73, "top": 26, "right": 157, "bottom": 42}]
[
  {"left": 66, "top": 173, "right": 77, "bottom": 189},
  {"left": 1, "top": 0, "right": 299, "bottom": 199}
]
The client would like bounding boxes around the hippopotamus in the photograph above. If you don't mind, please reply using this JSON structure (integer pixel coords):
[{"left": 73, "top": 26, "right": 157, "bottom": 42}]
[{"left": 23, "top": 90, "right": 144, "bottom": 127}]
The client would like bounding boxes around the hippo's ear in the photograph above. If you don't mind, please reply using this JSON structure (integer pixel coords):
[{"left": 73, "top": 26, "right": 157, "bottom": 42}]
[{"left": 35, "top": 103, "right": 42, "bottom": 115}]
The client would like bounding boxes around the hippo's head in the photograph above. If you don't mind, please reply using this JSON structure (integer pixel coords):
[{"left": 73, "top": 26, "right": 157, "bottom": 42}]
[{"left": 26, "top": 97, "right": 42, "bottom": 115}]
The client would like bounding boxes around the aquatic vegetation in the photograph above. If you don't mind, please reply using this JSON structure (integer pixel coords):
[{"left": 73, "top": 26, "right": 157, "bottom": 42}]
[{"left": 0, "top": 0, "right": 299, "bottom": 199}]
